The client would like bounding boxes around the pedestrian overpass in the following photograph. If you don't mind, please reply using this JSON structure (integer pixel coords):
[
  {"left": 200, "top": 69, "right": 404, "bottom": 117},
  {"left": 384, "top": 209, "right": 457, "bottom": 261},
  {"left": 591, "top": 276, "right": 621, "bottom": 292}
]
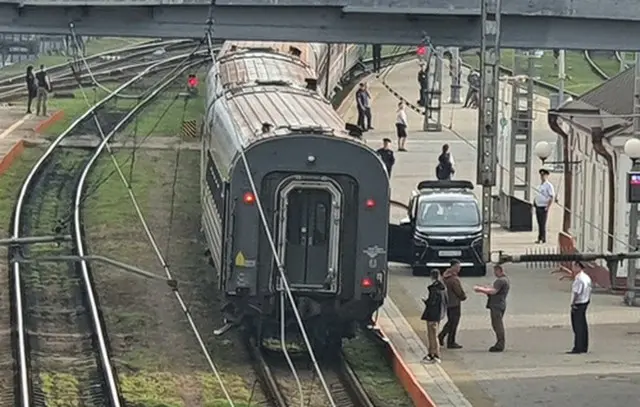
[{"left": 0, "top": 0, "right": 639, "bottom": 50}]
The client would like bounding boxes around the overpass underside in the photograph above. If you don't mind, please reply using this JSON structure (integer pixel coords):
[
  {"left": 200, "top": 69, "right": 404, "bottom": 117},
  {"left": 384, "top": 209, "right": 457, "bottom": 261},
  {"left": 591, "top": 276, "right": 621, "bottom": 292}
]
[{"left": 1, "top": 3, "right": 640, "bottom": 50}]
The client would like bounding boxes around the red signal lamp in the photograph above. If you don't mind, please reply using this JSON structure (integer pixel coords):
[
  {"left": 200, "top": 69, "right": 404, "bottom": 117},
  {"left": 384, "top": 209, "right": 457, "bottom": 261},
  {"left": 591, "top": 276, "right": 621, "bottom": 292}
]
[
  {"left": 187, "top": 75, "right": 198, "bottom": 88},
  {"left": 361, "top": 277, "right": 374, "bottom": 288},
  {"left": 243, "top": 192, "right": 255, "bottom": 205},
  {"left": 365, "top": 198, "right": 376, "bottom": 208},
  {"left": 416, "top": 45, "right": 427, "bottom": 56}
]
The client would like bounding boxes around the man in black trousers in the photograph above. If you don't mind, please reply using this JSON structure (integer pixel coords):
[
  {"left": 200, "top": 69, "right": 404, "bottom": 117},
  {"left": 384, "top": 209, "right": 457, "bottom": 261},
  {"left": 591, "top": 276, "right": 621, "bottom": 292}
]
[
  {"left": 568, "top": 261, "right": 593, "bottom": 354},
  {"left": 438, "top": 260, "right": 467, "bottom": 349}
]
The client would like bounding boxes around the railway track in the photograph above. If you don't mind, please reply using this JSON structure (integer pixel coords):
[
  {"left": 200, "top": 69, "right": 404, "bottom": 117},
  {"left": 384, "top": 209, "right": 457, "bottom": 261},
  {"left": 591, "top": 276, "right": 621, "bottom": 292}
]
[
  {"left": 5, "top": 51, "right": 208, "bottom": 407},
  {"left": 0, "top": 39, "right": 220, "bottom": 102},
  {"left": 248, "top": 338, "right": 375, "bottom": 407}
]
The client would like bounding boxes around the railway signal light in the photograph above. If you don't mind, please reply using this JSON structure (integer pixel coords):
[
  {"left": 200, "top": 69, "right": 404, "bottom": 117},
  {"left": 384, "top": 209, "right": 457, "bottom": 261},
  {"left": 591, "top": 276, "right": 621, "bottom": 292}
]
[
  {"left": 416, "top": 45, "right": 427, "bottom": 58},
  {"left": 186, "top": 74, "right": 199, "bottom": 96},
  {"left": 365, "top": 198, "right": 376, "bottom": 208}
]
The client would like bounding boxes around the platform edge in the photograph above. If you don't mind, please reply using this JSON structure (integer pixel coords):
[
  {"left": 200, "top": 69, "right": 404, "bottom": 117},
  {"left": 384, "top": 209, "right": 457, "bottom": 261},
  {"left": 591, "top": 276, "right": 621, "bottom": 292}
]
[{"left": 0, "top": 140, "right": 26, "bottom": 175}]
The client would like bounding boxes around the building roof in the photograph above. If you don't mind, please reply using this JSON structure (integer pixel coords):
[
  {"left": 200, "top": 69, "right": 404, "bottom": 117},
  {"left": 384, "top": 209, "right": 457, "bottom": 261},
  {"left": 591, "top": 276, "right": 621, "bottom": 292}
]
[
  {"left": 579, "top": 67, "right": 635, "bottom": 116},
  {"left": 553, "top": 67, "right": 635, "bottom": 135}
]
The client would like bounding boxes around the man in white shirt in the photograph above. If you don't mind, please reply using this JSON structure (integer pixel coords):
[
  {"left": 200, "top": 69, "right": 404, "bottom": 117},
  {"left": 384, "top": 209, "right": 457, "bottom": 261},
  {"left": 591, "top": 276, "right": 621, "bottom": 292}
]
[
  {"left": 568, "top": 261, "right": 592, "bottom": 354},
  {"left": 534, "top": 168, "right": 554, "bottom": 243}
]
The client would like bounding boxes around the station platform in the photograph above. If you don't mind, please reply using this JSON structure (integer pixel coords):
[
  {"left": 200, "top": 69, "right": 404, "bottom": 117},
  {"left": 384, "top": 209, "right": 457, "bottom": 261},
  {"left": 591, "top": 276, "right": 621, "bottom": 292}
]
[
  {"left": 0, "top": 105, "right": 44, "bottom": 174},
  {"left": 339, "top": 60, "right": 640, "bottom": 407}
]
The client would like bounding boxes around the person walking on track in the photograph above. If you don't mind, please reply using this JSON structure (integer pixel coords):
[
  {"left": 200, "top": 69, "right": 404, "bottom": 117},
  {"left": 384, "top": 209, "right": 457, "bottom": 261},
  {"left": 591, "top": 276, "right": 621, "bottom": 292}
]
[
  {"left": 534, "top": 168, "right": 555, "bottom": 243},
  {"left": 395, "top": 101, "right": 408, "bottom": 151},
  {"left": 438, "top": 260, "right": 466, "bottom": 349},
  {"left": 474, "top": 264, "right": 510, "bottom": 352},
  {"left": 421, "top": 269, "right": 447, "bottom": 363},
  {"left": 568, "top": 261, "right": 592, "bottom": 354},
  {"left": 35, "top": 64, "right": 52, "bottom": 116}
]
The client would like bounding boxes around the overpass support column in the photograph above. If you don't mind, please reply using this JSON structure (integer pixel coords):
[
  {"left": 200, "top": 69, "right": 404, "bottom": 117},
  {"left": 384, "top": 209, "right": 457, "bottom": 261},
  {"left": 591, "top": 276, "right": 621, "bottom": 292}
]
[
  {"left": 449, "top": 47, "right": 462, "bottom": 104},
  {"left": 508, "top": 51, "right": 534, "bottom": 202},
  {"left": 477, "top": 0, "right": 502, "bottom": 262}
]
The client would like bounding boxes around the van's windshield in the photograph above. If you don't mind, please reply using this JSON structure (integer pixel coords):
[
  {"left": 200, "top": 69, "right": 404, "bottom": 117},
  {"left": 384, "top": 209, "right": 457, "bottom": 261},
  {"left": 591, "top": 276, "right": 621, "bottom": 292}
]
[{"left": 416, "top": 200, "right": 480, "bottom": 227}]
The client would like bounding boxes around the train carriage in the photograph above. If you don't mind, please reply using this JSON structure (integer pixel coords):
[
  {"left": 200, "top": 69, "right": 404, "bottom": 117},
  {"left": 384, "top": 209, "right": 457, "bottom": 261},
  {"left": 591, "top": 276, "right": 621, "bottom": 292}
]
[{"left": 201, "top": 41, "right": 388, "bottom": 345}]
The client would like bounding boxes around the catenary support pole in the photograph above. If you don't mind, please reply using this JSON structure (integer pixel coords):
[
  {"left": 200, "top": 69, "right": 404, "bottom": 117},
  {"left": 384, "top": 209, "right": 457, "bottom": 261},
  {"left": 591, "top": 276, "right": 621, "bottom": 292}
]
[
  {"left": 625, "top": 52, "right": 640, "bottom": 306},
  {"left": 551, "top": 49, "right": 566, "bottom": 170},
  {"left": 449, "top": 47, "right": 461, "bottom": 104},
  {"left": 477, "top": 0, "right": 502, "bottom": 262},
  {"left": 508, "top": 50, "right": 534, "bottom": 202},
  {"left": 424, "top": 47, "right": 443, "bottom": 132}
]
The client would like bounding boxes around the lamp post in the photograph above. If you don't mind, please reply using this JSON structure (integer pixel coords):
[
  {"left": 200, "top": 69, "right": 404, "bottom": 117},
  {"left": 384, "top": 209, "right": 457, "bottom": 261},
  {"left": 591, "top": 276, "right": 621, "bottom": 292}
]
[
  {"left": 534, "top": 140, "right": 553, "bottom": 164},
  {"left": 624, "top": 138, "right": 640, "bottom": 306}
]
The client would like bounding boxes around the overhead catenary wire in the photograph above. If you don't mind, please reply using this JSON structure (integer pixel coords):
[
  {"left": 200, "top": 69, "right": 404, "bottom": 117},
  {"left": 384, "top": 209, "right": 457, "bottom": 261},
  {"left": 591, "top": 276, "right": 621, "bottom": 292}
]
[
  {"left": 380, "top": 49, "right": 636, "bottom": 252},
  {"left": 203, "top": 24, "right": 337, "bottom": 407},
  {"left": 67, "top": 28, "right": 236, "bottom": 407}
]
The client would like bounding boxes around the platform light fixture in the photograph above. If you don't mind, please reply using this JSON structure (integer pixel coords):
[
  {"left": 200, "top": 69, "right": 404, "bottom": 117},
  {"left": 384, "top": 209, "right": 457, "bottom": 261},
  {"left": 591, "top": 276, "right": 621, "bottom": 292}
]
[{"left": 624, "top": 138, "right": 640, "bottom": 162}]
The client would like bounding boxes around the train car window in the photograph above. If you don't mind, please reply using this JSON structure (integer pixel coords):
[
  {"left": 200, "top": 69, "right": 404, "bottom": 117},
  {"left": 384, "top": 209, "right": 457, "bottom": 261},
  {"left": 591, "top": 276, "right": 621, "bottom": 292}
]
[{"left": 314, "top": 202, "right": 328, "bottom": 245}]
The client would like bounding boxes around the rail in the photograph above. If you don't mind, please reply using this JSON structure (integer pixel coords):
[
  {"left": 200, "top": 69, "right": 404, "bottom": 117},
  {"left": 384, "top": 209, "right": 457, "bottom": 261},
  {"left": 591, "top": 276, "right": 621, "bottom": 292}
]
[
  {"left": 0, "top": 38, "right": 190, "bottom": 86},
  {"left": 247, "top": 337, "right": 375, "bottom": 407},
  {"left": 9, "top": 52, "right": 206, "bottom": 407},
  {"left": 584, "top": 51, "right": 609, "bottom": 80},
  {"left": 0, "top": 39, "right": 211, "bottom": 101}
]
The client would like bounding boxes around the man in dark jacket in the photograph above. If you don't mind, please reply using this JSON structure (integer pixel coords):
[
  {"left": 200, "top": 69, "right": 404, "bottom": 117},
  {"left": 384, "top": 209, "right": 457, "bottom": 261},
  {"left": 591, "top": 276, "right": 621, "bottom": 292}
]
[
  {"left": 438, "top": 260, "right": 467, "bottom": 349},
  {"left": 436, "top": 144, "right": 455, "bottom": 180},
  {"left": 463, "top": 70, "right": 480, "bottom": 109},
  {"left": 417, "top": 64, "right": 429, "bottom": 106},
  {"left": 421, "top": 269, "right": 447, "bottom": 363},
  {"left": 376, "top": 138, "right": 395, "bottom": 176}
]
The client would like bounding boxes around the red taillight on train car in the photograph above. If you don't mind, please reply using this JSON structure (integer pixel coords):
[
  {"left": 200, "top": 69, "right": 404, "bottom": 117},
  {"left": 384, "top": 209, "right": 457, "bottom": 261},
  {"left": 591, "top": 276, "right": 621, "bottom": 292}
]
[
  {"left": 242, "top": 192, "right": 255, "bottom": 205},
  {"left": 365, "top": 198, "right": 376, "bottom": 209},
  {"left": 361, "top": 277, "right": 374, "bottom": 288}
]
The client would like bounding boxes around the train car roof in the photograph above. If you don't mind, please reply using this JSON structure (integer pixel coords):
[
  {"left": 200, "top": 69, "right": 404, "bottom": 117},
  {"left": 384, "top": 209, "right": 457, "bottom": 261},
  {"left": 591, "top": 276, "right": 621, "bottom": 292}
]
[
  {"left": 219, "top": 41, "right": 317, "bottom": 66},
  {"left": 226, "top": 85, "right": 359, "bottom": 144},
  {"left": 218, "top": 51, "right": 316, "bottom": 90}
]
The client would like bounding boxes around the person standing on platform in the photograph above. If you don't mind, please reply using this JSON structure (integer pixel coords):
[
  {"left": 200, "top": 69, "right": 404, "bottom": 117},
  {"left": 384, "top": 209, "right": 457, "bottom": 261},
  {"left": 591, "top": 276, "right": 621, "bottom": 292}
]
[
  {"left": 355, "top": 83, "right": 373, "bottom": 131},
  {"left": 463, "top": 70, "right": 480, "bottom": 109},
  {"left": 35, "top": 64, "right": 52, "bottom": 116},
  {"left": 376, "top": 138, "right": 395, "bottom": 176},
  {"left": 421, "top": 269, "right": 448, "bottom": 363},
  {"left": 568, "top": 261, "right": 592, "bottom": 354},
  {"left": 438, "top": 260, "right": 466, "bottom": 349},
  {"left": 25, "top": 66, "right": 37, "bottom": 114},
  {"left": 534, "top": 168, "right": 555, "bottom": 244},
  {"left": 474, "top": 264, "right": 510, "bottom": 352},
  {"left": 436, "top": 144, "right": 455, "bottom": 180},
  {"left": 417, "top": 64, "right": 429, "bottom": 107},
  {"left": 395, "top": 101, "right": 408, "bottom": 152}
]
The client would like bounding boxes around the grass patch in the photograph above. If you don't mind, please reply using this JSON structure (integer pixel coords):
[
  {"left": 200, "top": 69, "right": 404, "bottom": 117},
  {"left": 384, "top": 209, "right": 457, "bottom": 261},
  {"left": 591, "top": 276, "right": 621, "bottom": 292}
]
[
  {"left": 461, "top": 49, "right": 607, "bottom": 96},
  {"left": 122, "top": 85, "right": 205, "bottom": 138},
  {"left": 0, "top": 37, "right": 149, "bottom": 78},
  {"left": 82, "top": 148, "right": 257, "bottom": 406},
  {"left": 343, "top": 331, "right": 414, "bottom": 407},
  {"left": 0, "top": 147, "right": 46, "bottom": 235}
]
